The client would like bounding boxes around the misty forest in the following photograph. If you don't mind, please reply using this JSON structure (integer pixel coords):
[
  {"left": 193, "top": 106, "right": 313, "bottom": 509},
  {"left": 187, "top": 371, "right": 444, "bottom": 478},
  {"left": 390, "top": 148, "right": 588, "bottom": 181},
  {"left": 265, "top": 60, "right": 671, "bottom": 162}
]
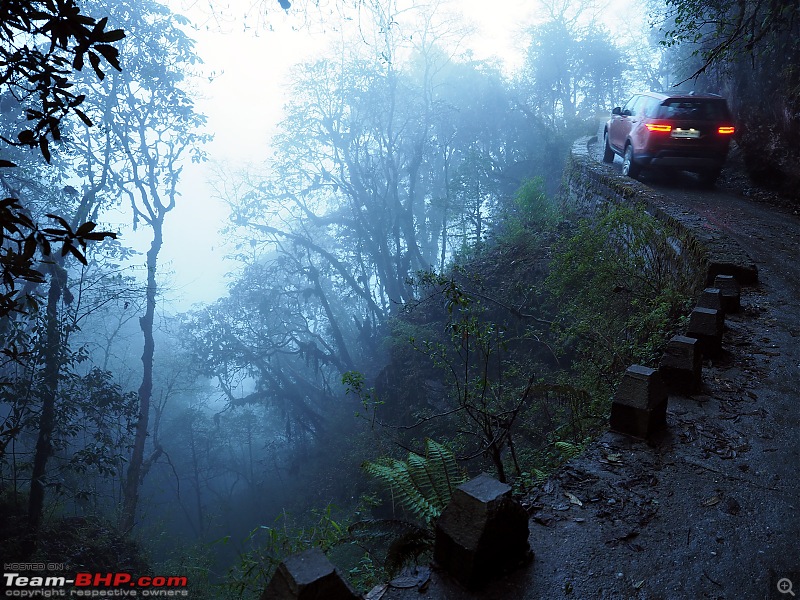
[{"left": 1, "top": 0, "right": 798, "bottom": 596}]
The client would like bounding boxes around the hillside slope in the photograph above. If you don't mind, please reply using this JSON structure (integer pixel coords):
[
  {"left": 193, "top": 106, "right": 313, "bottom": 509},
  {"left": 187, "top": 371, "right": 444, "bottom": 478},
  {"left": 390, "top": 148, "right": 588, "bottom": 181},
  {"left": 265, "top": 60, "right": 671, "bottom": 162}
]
[{"left": 378, "top": 139, "right": 800, "bottom": 600}]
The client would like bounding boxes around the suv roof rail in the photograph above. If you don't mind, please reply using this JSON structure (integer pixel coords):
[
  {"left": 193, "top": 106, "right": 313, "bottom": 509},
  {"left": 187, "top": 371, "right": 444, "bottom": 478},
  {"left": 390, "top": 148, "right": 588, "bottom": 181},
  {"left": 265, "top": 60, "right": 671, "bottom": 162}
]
[{"left": 687, "top": 91, "right": 722, "bottom": 96}]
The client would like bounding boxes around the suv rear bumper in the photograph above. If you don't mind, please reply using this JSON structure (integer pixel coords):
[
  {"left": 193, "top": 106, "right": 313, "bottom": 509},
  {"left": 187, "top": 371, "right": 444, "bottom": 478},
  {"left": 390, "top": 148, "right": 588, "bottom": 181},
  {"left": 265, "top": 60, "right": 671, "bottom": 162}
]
[
  {"left": 649, "top": 156, "right": 723, "bottom": 169},
  {"left": 636, "top": 151, "right": 727, "bottom": 171}
]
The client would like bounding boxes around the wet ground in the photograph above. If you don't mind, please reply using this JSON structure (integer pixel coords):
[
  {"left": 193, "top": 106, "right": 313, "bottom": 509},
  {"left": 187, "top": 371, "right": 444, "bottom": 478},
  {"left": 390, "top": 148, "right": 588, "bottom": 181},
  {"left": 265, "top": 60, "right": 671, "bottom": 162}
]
[{"left": 373, "top": 142, "right": 800, "bottom": 600}]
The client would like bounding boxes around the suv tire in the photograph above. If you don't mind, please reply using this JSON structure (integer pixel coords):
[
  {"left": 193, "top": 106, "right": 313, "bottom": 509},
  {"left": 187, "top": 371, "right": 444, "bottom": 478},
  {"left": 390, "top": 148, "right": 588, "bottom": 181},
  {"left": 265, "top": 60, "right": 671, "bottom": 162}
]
[
  {"left": 622, "top": 144, "right": 640, "bottom": 179},
  {"left": 602, "top": 130, "right": 614, "bottom": 163}
]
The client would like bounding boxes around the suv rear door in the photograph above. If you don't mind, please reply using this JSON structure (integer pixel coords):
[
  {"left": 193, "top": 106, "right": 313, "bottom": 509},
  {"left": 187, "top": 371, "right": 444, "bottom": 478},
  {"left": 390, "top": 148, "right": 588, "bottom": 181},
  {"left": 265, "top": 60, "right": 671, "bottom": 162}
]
[{"left": 609, "top": 95, "right": 641, "bottom": 151}]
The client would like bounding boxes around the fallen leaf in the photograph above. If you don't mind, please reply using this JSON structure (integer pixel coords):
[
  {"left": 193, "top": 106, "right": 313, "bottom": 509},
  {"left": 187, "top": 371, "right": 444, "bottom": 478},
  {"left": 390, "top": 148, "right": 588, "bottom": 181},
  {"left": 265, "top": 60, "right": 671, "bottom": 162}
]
[
  {"left": 389, "top": 576, "right": 419, "bottom": 589},
  {"left": 365, "top": 584, "right": 388, "bottom": 600},
  {"left": 702, "top": 495, "right": 720, "bottom": 507},
  {"left": 619, "top": 530, "right": 639, "bottom": 541},
  {"left": 722, "top": 497, "right": 741, "bottom": 516},
  {"left": 389, "top": 567, "right": 431, "bottom": 589},
  {"left": 565, "top": 492, "right": 583, "bottom": 506}
]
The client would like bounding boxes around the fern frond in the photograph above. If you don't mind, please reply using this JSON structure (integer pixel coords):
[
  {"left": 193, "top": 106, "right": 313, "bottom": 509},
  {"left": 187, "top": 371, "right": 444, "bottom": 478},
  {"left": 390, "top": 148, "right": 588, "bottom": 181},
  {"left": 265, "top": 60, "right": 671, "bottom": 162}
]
[
  {"left": 363, "top": 458, "right": 439, "bottom": 522},
  {"left": 363, "top": 439, "right": 465, "bottom": 525},
  {"left": 531, "top": 468, "right": 548, "bottom": 481},
  {"left": 406, "top": 452, "right": 440, "bottom": 509},
  {"left": 384, "top": 527, "right": 434, "bottom": 576},
  {"left": 424, "top": 438, "right": 464, "bottom": 506},
  {"left": 554, "top": 440, "right": 581, "bottom": 458}
]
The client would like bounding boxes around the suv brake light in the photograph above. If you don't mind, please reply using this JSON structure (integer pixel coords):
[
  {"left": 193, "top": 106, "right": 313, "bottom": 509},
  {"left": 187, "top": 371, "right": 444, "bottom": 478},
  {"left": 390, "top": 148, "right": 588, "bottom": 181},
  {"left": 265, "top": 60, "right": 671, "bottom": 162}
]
[
  {"left": 645, "top": 123, "right": 672, "bottom": 132},
  {"left": 718, "top": 126, "right": 735, "bottom": 134}
]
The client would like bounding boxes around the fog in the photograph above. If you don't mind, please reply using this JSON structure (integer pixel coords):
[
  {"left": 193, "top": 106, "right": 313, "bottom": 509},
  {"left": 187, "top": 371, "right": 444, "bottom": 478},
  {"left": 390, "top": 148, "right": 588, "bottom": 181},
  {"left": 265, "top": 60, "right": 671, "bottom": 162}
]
[
  {"left": 140, "top": 0, "right": 647, "bottom": 310},
  {"left": 3, "top": 0, "right": 784, "bottom": 596}
]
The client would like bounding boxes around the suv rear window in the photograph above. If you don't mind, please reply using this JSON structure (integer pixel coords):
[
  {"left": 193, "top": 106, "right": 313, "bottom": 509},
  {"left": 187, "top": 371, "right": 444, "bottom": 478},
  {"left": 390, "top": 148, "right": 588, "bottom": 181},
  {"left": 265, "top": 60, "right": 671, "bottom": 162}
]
[{"left": 650, "top": 99, "right": 731, "bottom": 121}]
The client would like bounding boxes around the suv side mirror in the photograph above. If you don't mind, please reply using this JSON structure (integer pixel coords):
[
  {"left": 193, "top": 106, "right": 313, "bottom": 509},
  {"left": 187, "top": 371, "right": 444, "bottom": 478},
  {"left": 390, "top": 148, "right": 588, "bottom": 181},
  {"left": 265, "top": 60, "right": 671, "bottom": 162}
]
[{"left": 612, "top": 107, "right": 622, "bottom": 115}]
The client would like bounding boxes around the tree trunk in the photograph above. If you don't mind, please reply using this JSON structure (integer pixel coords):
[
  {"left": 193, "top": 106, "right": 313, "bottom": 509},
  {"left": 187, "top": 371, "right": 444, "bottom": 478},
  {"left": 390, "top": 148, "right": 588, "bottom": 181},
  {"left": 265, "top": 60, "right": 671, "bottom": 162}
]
[
  {"left": 121, "top": 221, "right": 162, "bottom": 532},
  {"left": 187, "top": 415, "right": 205, "bottom": 540},
  {"left": 27, "top": 265, "right": 66, "bottom": 533},
  {"left": 309, "top": 267, "right": 354, "bottom": 371},
  {"left": 489, "top": 442, "right": 507, "bottom": 483}
]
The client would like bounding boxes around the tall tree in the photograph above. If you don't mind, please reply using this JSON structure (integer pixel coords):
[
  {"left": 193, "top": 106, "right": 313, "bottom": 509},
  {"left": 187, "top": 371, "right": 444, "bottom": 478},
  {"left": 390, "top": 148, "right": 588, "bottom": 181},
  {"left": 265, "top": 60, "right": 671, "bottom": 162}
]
[
  {"left": 519, "top": 17, "right": 623, "bottom": 132},
  {"left": 82, "top": 0, "right": 211, "bottom": 532},
  {"left": 1, "top": 2, "right": 128, "bottom": 536},
  {"left": 0, "top": 1, "right": 122, "bottom": 319},
  {"left": 193, "top": 2, "right": 545, "bottom": 456}
]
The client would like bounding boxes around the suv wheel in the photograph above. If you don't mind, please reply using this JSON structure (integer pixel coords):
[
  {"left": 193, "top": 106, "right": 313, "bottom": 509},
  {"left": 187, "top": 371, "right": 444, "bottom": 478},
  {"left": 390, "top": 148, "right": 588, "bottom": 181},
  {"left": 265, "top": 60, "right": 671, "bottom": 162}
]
[
  {"left": 602, "top": 130, "right": 615, "bottom": 163},
  {"left": 622, "top": 144, "right": 640, "bottom": 179}
]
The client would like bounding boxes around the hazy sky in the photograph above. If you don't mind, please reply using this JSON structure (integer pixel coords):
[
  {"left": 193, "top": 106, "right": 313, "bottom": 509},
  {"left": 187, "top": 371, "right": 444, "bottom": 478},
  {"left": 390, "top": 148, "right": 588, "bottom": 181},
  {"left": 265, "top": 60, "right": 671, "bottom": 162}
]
[
  {"left": 112, "top": 0, "right": 644, "bottom": 312},
  {"left": 111, "top": 0, "right": 539, "bottom": 311}
]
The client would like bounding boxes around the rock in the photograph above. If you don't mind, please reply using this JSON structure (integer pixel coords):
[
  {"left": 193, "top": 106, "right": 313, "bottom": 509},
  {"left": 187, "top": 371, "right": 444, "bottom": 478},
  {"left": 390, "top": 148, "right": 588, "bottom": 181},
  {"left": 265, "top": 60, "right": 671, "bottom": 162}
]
[
  {"left": 434, "top": 473, "right": 531, "bottom": 589},
  {"left": 714, "top": 274, "right": 741, "bottom": 313},
  {"left": 659, "top": 335, "right": 702, "bottom": 393},
  {"left": 697, "top": 287, "right": 723, "bottom": 313},
  {"left": 610, "top": 365, "right": 668, "bottom": 439},
  {"left": 261, "top": 548, "right": 359, "bottom": 600},
  {"left": 686, "top": 307, "right": 724, "bottom": 356}
]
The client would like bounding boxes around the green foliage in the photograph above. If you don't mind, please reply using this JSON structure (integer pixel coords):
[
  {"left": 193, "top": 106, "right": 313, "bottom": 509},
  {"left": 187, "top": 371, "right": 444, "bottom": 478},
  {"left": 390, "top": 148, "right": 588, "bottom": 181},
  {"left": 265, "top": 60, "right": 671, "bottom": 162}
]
[
  {"left": 1, "top": 336, "right": 137, "bottom": 500},
  {"left": 0, "top": 199, "right": 117, "bottom": 320},
  {"left": 546, "top": 203, "right": 700, "bottom": 400},
  {"left": 521, "top": 17, "right": 624, "bottom": 130},
  {"left": 152, "top": 541, "right": 225, "bottom": 600},
  {"left": 344, "top": 517, "right": 432, "bottom": 582},
  {"left": 229, "top": 504, "right": 352, "bottom": 598},
  {"left": 382, "top": 527, "right": 433, "bottom": 575},
  {"left": 363, "top": 439, "right": 466, "bottom": 524},
  {"left": 0, "top": 489, "right": 149, "bottom": 573},
  {"left": 660, "top": 0, "right": 800, "bottom": 77},
  {"left": 406, "top": 274, "right": 545, "bottom": 482},
  {"left": 228, "top": 497, "right": 402, "bottom": 597},
  {"left": 515, "top": 177, "right": 556, "bottom": 226},
  {"left": 0, "top": 0, "right": 124, "bottom": 157},
  {"left": 554, "top": 440, "right": 583, "bottom": 459},
  {"left": 343, "top": 370, "right": 384, "bottom": 419},
  {"left": 499, "top": 177, "right": 558, "bottom": 244},
  {"left": 0, "top": 0, "right": 122, "bottom": 319},
  {"left": 513, "top": 467, "right": 549, "bottom": 494}
]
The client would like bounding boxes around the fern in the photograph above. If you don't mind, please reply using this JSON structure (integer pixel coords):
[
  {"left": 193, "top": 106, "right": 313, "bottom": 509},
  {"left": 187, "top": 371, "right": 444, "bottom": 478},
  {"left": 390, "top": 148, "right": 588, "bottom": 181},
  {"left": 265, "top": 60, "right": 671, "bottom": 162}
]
[
  {"left": 554, "top": 440, "right": 582, "bottom": 459},
  {"left": 363, "top": 438, "right": 465, "bottom": 524},
  {"left": 424, "top": 438, "right": 461, "bottom": 507},
  {"left": 531, "top": 468, "right": 548, "bottom": 481}
]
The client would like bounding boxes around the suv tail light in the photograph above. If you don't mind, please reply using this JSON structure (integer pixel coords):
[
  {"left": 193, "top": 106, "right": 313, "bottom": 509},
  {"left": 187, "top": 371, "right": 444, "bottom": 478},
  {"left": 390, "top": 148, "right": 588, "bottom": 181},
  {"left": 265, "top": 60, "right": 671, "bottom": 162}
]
[
  {"left": 645, "top": 123, "right": 672, "bottom": 132},
  {"left": 718, "top": 126, "right": 735, "bottom": 134}
]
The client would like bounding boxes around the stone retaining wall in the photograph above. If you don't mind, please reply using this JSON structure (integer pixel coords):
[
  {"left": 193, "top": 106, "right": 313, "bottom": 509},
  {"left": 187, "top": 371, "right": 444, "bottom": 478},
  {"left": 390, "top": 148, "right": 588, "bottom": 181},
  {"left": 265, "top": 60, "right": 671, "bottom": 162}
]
[
  {"left": 565, "top": 136, "right": 758, "bottom": 286},
  {"left": 565, "top": 136, "right": 757, "bottom": 439}
]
